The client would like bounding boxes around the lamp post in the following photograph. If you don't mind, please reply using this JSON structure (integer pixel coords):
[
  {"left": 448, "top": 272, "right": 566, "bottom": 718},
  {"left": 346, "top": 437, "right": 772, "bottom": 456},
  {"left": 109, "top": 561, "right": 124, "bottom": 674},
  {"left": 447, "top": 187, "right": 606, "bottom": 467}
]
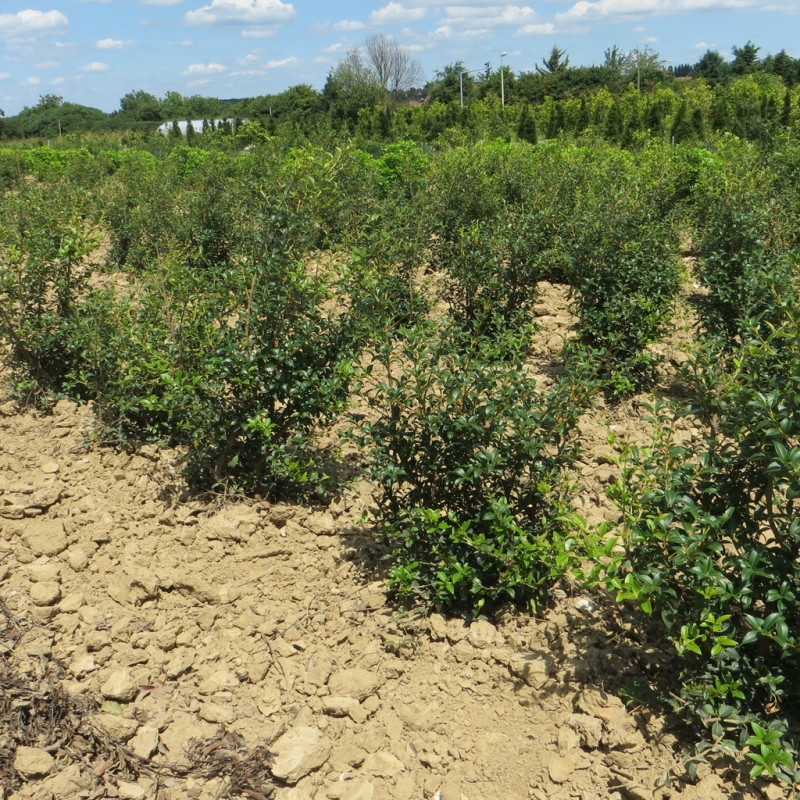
[{"left": 501, "top": 51, "right": 507, "bottom": 107}]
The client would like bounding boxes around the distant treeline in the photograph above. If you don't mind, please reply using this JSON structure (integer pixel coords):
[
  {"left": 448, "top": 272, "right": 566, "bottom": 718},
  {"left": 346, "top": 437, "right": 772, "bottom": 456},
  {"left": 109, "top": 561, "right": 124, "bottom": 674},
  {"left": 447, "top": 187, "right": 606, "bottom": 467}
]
[{"left": 1, "top": 40, "right": 798, "bottom": 147}]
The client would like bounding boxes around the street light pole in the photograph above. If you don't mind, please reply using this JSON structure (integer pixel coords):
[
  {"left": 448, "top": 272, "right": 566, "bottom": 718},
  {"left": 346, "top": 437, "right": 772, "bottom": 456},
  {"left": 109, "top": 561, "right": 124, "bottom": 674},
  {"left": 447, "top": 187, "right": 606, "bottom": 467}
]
[{"left": 501, "top": 51, "right": 507, "bottom": 107}]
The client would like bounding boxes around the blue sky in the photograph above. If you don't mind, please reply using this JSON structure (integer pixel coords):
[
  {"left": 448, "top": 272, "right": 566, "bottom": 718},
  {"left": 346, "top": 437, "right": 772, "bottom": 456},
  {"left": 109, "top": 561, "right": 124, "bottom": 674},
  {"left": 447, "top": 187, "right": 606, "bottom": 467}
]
[{"left": 0, "top": 0, "right": 798, "bottom": 115}]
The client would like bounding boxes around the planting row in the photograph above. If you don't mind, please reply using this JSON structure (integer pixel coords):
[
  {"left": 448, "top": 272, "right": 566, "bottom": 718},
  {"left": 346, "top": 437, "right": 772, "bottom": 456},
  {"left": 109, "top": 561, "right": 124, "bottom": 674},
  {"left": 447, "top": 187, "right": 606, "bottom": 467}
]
[{"left": 1, "top": 137, "right": 800, "bottom": 788}]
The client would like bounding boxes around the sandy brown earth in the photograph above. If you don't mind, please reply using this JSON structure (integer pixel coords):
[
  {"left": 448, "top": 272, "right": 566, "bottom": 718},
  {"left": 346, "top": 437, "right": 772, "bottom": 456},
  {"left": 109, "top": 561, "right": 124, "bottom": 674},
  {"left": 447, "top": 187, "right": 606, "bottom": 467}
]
[{"left": 0, "top": 283, "right": 787, "bottom": 800}]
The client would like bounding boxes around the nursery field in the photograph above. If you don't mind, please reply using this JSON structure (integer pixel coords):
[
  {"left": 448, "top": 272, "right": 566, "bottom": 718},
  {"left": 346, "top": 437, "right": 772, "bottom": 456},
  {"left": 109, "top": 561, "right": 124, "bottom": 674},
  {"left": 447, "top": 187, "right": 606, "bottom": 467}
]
[{"left": 1, "top": 134, "right": 799, "bottom": 798}]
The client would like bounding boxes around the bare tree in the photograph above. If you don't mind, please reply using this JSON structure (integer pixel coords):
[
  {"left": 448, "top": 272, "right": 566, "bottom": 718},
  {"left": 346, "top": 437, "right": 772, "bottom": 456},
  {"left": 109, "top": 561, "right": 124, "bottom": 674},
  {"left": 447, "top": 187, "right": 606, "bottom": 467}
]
[{"left": 364, "top": 33, "right": 423, "bottom": 99}]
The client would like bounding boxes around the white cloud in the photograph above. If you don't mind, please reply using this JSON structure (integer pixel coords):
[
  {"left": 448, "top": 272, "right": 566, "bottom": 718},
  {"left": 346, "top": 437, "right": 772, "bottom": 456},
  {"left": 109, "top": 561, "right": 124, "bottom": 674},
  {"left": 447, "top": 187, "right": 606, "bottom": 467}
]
[
  {"left": 183, "top": 61, "right": 227, "bottom": 75},
  {"left": 442, "top": 5, "right": 538, "bottom": 26},
  {"left": 181, "top": 39, "right": 194, "bottom": 45},
  {"left": 557, "top": 0, "right": 753, "bottom": 23},
  {"left": 81, "top": 61, "right": 110, "bottom": 71},
  {"left": 265, "top": 56, "right": 297, "bottom": 67},
  {"left": 26, "top": 76, "right": 41, "bottom": 85},
  {"left": 242, "top": 27, "right": 277, "bottom": 37},
  {"left": 369, "top": 3, "right": 427, "bottom": 24},
  {"left": 97, "top": 38, "right": 127, "bottom": 49},
  {"left": 36, "top": 60, "right": 61, "bottom": 69},
  {"left": 141, "top": 0, "right": 185, "bottom": 5},
  {"left": 0, "top": 72, "right": 10, "bottom": 80},
  {"left": 518, "top": 22, "right": 556, "bottom": 34},
  {"left": 333, "top": 19, "right": 365, "bottom": 31},
  {"left": 52, "top": 76, "right": 64, "bottom": 84},
  {"left": 0, "top": 9, "right": 68, "bottom": 40},
  {"left": 322, "top": 41, "right": 345, "bottom": 53},
  {"left": 185, "top": 0, "right": 295, "bottom": 26},
  {"left": 429, "top": 4, "right": 542, "bottom": 38}
]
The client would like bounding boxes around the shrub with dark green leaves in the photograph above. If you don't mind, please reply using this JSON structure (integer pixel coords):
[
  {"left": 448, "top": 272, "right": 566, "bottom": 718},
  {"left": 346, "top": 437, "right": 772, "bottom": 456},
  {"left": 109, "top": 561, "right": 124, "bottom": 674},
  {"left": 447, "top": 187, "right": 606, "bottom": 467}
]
[
  {"left": 690, "top": 141, "right": 799, "bottom": 344},
  {"left": 564, "top": 146, "right": 683, "bottom": 397},
  {"left": 0, "top": 178, "right": 101, "bottom": 395},
  {"left": 355, "top": 320, "right": 591, "bottom": 613},
  {"left": 73, "top": 248, "right": 361, "bottom": 497},
  {"left": 594, "top": 296, "right": 800, "bottom": 787},
  {"left": 100, "top": 149, "right": 179, "bottom": 270},
  {"left": 435, "top": 207, "right": 546, "bottom": 334}
]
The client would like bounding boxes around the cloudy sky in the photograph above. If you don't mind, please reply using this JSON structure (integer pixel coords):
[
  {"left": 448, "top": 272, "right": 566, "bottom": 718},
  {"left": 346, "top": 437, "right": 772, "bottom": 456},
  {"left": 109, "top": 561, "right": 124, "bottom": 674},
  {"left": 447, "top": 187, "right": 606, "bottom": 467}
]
[{"left": 0, "top": 0, "right": 797, "bottom": 115}]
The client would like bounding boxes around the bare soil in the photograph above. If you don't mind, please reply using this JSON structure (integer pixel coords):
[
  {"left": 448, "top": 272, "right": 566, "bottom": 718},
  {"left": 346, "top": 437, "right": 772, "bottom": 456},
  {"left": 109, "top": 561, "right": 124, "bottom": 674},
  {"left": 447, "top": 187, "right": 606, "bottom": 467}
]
[{"left": 0, "top": 283, "right": 785, "bottom": 800}]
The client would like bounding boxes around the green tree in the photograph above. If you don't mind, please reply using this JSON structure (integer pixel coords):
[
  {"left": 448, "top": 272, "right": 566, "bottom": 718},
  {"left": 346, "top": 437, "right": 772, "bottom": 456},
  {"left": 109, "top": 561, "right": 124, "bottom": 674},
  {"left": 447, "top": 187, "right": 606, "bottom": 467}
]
[
  {"left": 670, "top": 100, "right": 695, "bottom": 143},
  {"left": 537, "top": 44, "right": 570, "bottom": 75},
  {"left": 692, "top": 107, "right": 706, "bottom": 140},
  {"left": 575, "top": 98, "right": 590, "bottom": 134},
  {"left": 547, "top": 102, "right": 565, "bottom": 138},
  {"left": 161, "top": 91, "right": 187, "bottom": 119},
  {"left": 765, "top": 49, "right": 799, "bottom": 86},
  {"left": 604, "top": 101, "right": 624, "bottom": 143},
  {"left": 3, "top": 95, "right": 107, "bottom": 138},
  {"left": 603, "top": 45, "right": 627, "bottom": 77},
  {"left": 427, "top": 62, "right": 471, "bottom": 105},
  {"left": 731, "top": 41, "right": 761, "bottom": 76},
  {"left": 780, "top": 89, "right": 792, "bottom": 127},
  {"left": 118, "top": 90, "right": 162, "bottom": 121},
  {"left": 692, "top": 50, "right": 732, "bottom": 85},
  {"left": 323, "top": 48, "right": 384, "bottom": 128},
  {"left": 517, "top": 104, "right": 537, "bottom": 144}
]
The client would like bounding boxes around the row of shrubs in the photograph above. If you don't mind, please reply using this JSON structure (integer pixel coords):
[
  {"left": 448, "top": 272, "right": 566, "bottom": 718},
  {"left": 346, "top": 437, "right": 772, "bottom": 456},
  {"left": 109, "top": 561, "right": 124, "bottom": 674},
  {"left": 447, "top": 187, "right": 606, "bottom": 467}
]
[{"left": 1, "top": 136, "right": 799, "bottom": 788}]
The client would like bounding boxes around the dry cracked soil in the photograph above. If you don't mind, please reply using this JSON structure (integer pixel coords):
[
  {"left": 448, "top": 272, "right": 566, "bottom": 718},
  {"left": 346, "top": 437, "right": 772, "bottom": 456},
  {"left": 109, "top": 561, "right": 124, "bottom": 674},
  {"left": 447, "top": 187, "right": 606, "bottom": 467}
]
[{"left": 0, "top": 283, "right": 788, "bottom": 800}]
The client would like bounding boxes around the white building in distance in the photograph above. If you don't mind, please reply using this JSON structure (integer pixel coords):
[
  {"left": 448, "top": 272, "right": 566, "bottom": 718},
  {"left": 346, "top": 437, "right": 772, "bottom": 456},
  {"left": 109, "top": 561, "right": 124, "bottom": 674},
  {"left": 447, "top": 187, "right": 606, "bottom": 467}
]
[{"left": 156, "top": 118, "right": 241, "bottom": 136}]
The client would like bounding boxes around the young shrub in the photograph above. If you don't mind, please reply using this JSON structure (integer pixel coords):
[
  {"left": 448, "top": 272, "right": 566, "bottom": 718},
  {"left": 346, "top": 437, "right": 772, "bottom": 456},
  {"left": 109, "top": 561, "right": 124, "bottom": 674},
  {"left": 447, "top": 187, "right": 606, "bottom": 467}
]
[
  {"left": 435, "top": 206, "right": 546, "bottom": 335},
  {"left": 100, "top": 150, "right": 179, "bottom": 271},
  {"left": 88, "top": 247, "right": 362, "bottom": 498},
  {"left": 356, "top": 320, "right": 590, "bottom": 613},
  {"left": 0, "top": 179, "right": 100, "bottom": 396},
  {"left": 564, "top": 146, "right": 683, "bottom": 397},
  {"left": 690, "top": 141, "right": 798, "bottom": 344},
  {"left": 594, "top": 296, "right": 800, "bottom": 787},
  {"left": 424, "top": 141, "right": 511, "bottom": 244}
]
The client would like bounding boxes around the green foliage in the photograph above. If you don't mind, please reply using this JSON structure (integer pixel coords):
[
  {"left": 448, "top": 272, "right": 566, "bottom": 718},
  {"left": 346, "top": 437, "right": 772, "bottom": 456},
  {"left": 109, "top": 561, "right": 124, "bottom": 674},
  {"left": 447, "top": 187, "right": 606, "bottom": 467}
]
[
  {"left": 691, "top": 141, "right": 799, "bottom": 343},
  {"left": 593, "top": 293, "right": 800, "bottom": 786},
  {"left": 100, "top": 149, "right": 179, "bottom": 270},
  {"left": 355, "top": 321, "right": 589, "bottom": 613},
  {"left": 436, "top": 207, "right": 545, "bottom": 334},
  {"left": 563, "top": 146, "right": 683, "bottom": 397},
  {"left": 93, "top": 256, "right": 359, "bottom": 496},
  {"left": 3, "top": 95, "right": 107, "bottom": 139},
  {"left": 517, "top": 104, "right": 537, "bottom": 144},
  {"left": 0, "top": 179, "right": 100, "bottom": 393}
]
